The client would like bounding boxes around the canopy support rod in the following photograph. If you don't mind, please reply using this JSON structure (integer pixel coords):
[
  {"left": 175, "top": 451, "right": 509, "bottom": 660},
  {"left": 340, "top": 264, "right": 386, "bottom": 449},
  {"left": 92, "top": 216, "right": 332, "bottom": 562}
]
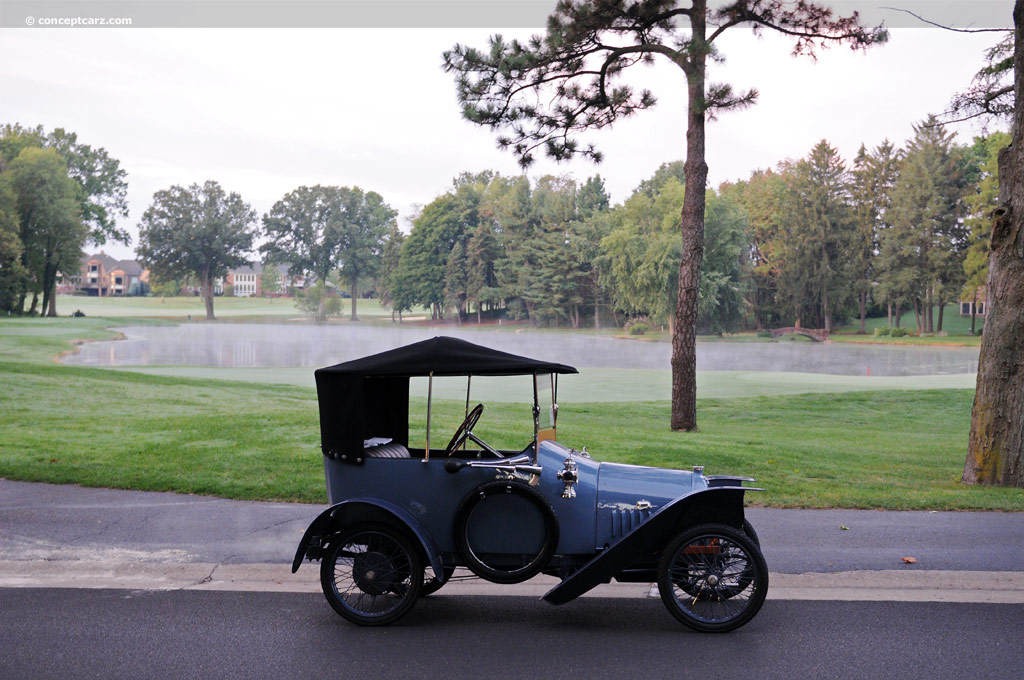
[
  {"left": 532, "top": 372, "right": 539, "bottom": 462},
  {"left": 464, "top": 375, "right": 472, "bottom": 451},
  {"left": 553, "top": 373, "right": 559, "bottom": 430},
  {"left": 424, "top": 371, "right": 433, "bottom": 463}
]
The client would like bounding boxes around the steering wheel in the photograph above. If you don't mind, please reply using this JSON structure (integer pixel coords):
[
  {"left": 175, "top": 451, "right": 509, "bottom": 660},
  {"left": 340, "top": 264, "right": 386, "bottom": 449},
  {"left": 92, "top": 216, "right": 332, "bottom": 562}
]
[{"left": 444, "top": 403, "right": 485, "bottom": 455}]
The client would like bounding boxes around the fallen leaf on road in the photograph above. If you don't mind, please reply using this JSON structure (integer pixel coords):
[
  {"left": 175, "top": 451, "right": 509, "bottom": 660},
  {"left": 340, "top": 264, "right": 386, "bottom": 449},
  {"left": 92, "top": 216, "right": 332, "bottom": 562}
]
[
  {"left": 901, "top": 556, "right": 917, "bottom": 564},
  {"left": 840, "top": 525, "right": 849, "bottom": 530}
]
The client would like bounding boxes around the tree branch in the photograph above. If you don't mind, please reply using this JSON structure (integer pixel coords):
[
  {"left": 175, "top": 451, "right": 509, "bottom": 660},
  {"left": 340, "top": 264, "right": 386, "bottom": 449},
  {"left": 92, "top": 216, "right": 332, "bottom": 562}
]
[{"left": 879, "top": 7, "right": 1013, "bottom": 33}]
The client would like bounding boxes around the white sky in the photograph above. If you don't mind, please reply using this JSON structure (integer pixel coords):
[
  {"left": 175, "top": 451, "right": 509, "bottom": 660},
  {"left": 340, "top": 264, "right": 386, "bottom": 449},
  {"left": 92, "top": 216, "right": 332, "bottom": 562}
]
[{"left": 0, "top": 24, "right": 1004, "bottom": 261}]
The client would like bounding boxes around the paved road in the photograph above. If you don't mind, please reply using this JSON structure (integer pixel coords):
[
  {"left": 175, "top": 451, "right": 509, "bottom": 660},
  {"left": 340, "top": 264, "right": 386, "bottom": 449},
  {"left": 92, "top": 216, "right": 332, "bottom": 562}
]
[
  {"left": 2, "top": 589, "right": 1022, "bottom": 680},
  {"left": 2, "top": 479, "right": 1022, "bottom": 572}
]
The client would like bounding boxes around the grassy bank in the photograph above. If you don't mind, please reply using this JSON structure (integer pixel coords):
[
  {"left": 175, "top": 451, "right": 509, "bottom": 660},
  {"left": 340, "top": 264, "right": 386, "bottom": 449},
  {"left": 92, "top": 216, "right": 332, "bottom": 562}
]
[{"left": 1, "top": 317, "right": 1019, "bottom": 510}]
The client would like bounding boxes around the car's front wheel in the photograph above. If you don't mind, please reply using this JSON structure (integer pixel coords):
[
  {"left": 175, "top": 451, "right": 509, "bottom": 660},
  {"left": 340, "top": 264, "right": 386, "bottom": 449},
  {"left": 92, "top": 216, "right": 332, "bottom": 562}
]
[
  {"left": 657, "top": 523, "right": 768, "bottom": 633},
  {"left": 320, "top": 524, "right": 423, "bottom": 626}
]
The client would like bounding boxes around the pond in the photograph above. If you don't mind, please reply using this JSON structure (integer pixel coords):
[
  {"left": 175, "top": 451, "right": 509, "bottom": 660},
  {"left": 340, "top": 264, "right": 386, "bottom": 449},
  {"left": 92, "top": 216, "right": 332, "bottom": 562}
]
[{"left": 62, "top": 324, "right": 979, "bottom": 377}]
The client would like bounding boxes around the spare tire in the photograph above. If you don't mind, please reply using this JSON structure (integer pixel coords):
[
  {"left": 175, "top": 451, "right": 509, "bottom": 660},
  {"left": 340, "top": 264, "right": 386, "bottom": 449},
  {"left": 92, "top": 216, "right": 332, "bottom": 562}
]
[{"left": 453, "top": 480, "right": 559, "bottom": 584}]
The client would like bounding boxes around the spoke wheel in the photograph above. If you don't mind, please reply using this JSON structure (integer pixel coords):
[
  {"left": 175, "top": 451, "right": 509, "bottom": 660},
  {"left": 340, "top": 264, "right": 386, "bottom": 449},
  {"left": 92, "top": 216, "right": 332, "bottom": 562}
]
[
  {"left": 657, "top": 523, "right": 768, "bottom": 633},
  {"left": 320, "top": 525, "right": 422, "bottom": 626}
]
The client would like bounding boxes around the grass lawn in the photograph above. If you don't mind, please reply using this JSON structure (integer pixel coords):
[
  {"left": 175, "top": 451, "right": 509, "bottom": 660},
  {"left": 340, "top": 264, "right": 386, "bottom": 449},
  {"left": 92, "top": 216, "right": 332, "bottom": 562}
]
[
  {"left": 834, "top": 304, "right": 982, "bottom": 341},
  {"left": 54, "top": 294, "right": 430, "bottom": 322},
  {"left": 1, "top": 317, "right": 1019, "bottom": 510},
  {"left": 111, "top": 365, "right": 976, "bottom": 400}
]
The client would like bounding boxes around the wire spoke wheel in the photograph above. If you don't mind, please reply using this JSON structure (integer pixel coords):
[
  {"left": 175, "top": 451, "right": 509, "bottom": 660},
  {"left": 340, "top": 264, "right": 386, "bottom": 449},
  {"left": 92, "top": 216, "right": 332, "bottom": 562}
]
[
  {"left": 657, "top": 523, "right": 768, "bottom": 633},
  {"left": 320, "top": 525, "right": 422, "bottom": 626}
]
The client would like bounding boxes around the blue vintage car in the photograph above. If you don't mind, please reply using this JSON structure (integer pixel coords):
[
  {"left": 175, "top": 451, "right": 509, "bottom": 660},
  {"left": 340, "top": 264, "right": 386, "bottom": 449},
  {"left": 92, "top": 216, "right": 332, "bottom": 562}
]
[{"left": 293, "top": 336, "right": 767, "bottom": 632}]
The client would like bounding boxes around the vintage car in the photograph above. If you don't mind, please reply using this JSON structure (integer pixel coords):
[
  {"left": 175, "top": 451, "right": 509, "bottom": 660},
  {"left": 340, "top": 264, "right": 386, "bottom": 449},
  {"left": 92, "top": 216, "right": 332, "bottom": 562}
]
[{"left": 293, "top": 336, "right": 767, "bottom": 632}]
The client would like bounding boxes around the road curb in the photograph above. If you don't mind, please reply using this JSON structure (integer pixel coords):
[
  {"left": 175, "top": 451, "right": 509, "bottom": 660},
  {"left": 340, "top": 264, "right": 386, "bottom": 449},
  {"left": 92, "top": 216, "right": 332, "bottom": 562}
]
[{"left": 2, "top": 560, "right": 1023, "bottom": 603}]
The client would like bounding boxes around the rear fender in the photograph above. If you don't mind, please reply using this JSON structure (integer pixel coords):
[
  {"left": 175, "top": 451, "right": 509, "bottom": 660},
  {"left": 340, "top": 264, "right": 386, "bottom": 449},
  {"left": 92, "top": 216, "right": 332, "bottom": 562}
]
[
  {"left": 543, "top": 486, "right": 754, "bottom": 605},
  {"left": 291, "top": 498, "right": 444, "bottom": 582}
]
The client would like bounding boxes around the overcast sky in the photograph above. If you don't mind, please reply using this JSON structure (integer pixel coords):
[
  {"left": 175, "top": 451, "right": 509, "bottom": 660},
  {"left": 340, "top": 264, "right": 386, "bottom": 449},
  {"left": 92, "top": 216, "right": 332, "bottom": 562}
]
[{"left": 0, "top": 18, "right": 1007, "bottom": 262}]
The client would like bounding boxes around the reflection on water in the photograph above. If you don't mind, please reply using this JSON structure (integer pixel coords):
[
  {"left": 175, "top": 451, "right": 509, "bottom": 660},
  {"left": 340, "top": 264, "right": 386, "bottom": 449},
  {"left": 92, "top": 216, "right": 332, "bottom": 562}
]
[{"left": 62, "top": 324, "right": 980, "bottom": 377}]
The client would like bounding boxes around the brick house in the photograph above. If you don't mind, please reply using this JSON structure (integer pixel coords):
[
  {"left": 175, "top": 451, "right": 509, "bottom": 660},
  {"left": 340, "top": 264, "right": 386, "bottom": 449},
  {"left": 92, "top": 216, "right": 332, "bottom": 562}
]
[{"left": 79, "top": 252, "right": 149, "bottom": 296}]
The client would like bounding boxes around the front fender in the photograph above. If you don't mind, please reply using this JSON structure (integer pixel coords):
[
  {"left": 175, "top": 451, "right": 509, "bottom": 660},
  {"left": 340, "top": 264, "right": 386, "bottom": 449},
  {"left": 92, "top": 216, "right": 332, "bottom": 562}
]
[
  {"left": 291, "top": 498, "right": 444, "bottom": 582},
  {"left": 543, "top": 486, "right": 755, "bottom": 605}
]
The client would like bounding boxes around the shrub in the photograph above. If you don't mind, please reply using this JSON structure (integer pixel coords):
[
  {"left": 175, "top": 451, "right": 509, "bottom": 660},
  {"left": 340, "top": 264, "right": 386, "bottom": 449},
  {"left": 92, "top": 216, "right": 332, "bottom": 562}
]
[
  {"left": 757, "top": 329, "right": 772, "bottom": 338},
  {"left": 873, "top": 327, "right": 891, "bottom": 337},
  {"left": 629, "top": 323, "right": 649, "bottom": 336},
  {"left": 296, "top": 283, "right": 342, "bottom": 324},
  {"left": 890, "top": 327, "right": 909, "bottom": 338}
]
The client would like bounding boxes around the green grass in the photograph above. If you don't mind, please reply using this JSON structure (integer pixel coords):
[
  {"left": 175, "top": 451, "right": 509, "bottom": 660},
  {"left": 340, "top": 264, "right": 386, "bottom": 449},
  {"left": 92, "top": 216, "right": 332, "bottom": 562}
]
[
  {"left": 53, "top": 294, "right": 430, "bottom": 322},
  {"left": 109, "top": 366, "right": 976, "bottom": 400},
  {"left": 835, "top": 304, "right": 982, "bottom": 340},
  {"left": 0, "top": 317, "right": 1019, "bottom": 510}
]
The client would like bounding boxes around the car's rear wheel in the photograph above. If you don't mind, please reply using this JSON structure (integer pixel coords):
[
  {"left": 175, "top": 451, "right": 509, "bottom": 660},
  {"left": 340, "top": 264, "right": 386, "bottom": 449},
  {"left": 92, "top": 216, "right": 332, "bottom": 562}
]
[
  {"left": 657, "top": 523, "right": 768, "bottom": 633},
  {"left": 320, "top": 524, "right": 422, "bottom": 626}
]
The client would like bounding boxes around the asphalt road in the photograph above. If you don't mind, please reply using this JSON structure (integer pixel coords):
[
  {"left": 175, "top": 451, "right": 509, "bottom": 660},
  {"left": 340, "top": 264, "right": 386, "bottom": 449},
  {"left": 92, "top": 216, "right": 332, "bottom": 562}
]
[
  {"left": 2, "top": 589, "right": 1022, "bottom": 680},
  {"left": 2, "top": 479, "right": 1022, "bottom": 572}
]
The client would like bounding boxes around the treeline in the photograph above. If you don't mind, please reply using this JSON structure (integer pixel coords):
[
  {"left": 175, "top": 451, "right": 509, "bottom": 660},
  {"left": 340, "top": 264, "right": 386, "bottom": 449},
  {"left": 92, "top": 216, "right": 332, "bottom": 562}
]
[
  {"left": 0, "top": 124, "right": 129, "bottom": 315},
  {"left": 379, "top": 119, "right": 1005, "bottom": 334},
  {"left": 2, "top": 119, "right": 1004, "bottom": 333}
]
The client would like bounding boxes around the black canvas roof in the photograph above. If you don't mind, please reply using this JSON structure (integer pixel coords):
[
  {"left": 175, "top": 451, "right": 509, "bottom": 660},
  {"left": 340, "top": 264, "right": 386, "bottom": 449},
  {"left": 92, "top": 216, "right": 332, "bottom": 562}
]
[
  {"left": 315, "top": 336, "right": 578, "bottom": 379},
  {"left": 314, "top": 336, "right": 576, "bottom": 460}
]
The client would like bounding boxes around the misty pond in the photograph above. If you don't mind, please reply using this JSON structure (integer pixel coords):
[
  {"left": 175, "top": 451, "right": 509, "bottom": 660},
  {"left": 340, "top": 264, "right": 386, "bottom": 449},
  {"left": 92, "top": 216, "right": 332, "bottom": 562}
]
[{"left": 63, "top": 324, "right": 979, "bottom": 377}]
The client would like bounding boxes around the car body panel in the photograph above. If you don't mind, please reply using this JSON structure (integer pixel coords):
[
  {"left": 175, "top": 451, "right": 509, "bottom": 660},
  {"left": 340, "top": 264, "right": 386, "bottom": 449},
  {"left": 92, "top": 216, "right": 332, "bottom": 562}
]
[{"left": 543, "top": 487, "right": 749, "bottom": 605}]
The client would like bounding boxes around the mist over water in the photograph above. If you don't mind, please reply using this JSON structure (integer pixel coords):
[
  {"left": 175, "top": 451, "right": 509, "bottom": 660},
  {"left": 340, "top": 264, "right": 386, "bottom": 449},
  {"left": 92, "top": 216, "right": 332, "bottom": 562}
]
[{"left": 62, "top": 324, "right": 979, "bottom": 377}]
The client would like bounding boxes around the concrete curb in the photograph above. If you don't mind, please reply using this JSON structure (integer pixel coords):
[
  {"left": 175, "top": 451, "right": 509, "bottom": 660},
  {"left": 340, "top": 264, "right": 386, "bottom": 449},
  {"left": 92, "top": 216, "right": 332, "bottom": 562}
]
[{"left": 2, "top": 560, "right": 1023, "bottom": 603}]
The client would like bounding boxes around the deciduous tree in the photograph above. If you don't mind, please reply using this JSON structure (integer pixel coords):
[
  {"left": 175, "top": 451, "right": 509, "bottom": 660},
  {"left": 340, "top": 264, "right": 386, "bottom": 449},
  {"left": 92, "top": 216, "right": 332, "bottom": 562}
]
[
  {"left": 262, "top": 185, "right": 395, "bottom": 321},
  {"left": 4, "top": 147, "right": 85, "bottom": 317},
  {"left": 445, "top": 0, "right": 885, "bottom": 431},
  {"left": 138, "top": 181, "right": 256, "bottom": 320},
  {"left": 0, "top": 182, "right": 27, "bottom": 314},
  {"left": 1, "top": 124, "right": 129, "bottom": 247}
]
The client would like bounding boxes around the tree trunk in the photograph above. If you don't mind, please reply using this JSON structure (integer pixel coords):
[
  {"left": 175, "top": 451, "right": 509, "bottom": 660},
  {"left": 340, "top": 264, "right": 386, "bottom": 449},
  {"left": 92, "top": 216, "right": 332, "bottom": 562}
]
[
  {"left": 350, "top": 280, "right": 359, "bottom": 321},
  {"left": 926, "top": 288, "right": 934, "bottom": 333},
  {"left": 46, "top": 281, "right": 57, "bottom": 317},
  {"left": 970, "top": 291, "right": 978, "bottom": 335},
  {"left": 937, "top": 301, "right": 945, "bottom": 333},
  {"left": 913, "top": 298, "right": 922, "bottom": 332},
  {"left": 41, "top": 262, "right": 54, "bottom": 318},
  {"left": 859, "top": 291, "right": 867, "bottom": 334},
  {"left": 28, "top": 291, "right": 38, "bottom": 315},
  {"left": 822, "top": 284, "right": 831, "bottom": 333},
  {"left": 887, "top": 301, "right": 892, "bottom": 327},
  {"left": 964, "top": 0, "right": 1024, "bottom": 487},
  {"left": 594, "top": 290, "right": 600, "bottom": 331},
  {"left": 671, "top": 3, "right": 707, "bottom": 432},
  {"left": 202, "top": 272, "right": 215, "bottom": 320}
]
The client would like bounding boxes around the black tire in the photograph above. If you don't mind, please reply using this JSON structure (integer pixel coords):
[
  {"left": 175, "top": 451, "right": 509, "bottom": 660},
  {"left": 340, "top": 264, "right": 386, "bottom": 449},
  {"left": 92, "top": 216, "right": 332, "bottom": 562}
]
[
  {"left": 743, "top": 519, "right": 760, "bottom": 547},
  {"left": 454, "top": 480, "right": 558, "bottom": 584},
  {"left": 320, "top": 524, "right": 423, "bottom": 626},
  {"left": 420, "top": 566, "right": 456, "bottom": 596},
  {"left": 657, "top": 523, "right": 768, "bottom": 633}
]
